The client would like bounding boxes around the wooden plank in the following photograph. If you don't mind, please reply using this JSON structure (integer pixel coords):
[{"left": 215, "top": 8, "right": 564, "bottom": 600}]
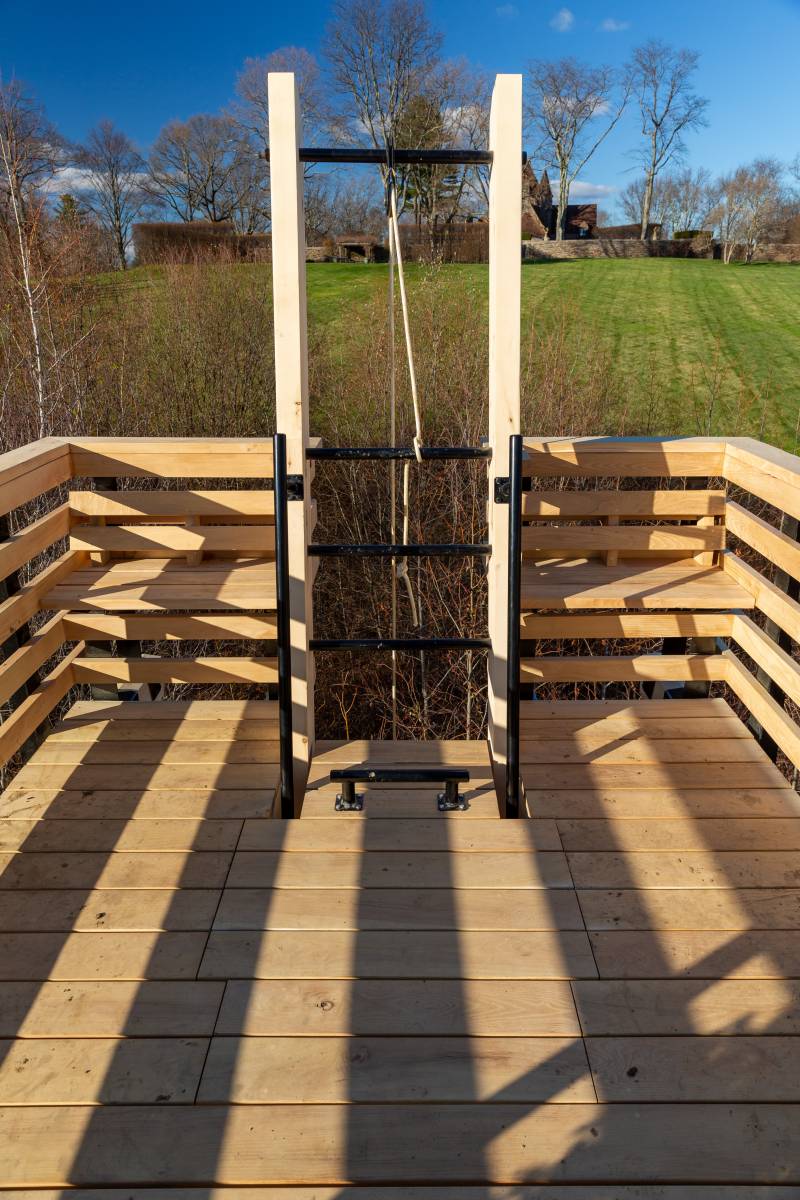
[
  {"left": 239, "top": 818, "right": 560, "bottom": 852},
  {"left": 213, "top": 887, "right": 583, "bottom": 931},
  {"left": 0, "top": 549, "right": 86, "bottom": 642},
  {"left": 69, "top": 489, "right": 275, "bottom": 519},
  {"left": 573, "top": 978, "right": 800, "bottom": 1035},
  {"left": 724, "top": 437, "right": 800, "bottom": 523},
  {"left": 299, "top": 788, "right": 500, "bottom": 819},
  {"left": 31, "top": 739, "right": 277, "bottom": 765},
  {"left": 49, "top": 718, "right": 278, "bottom": 744},
  {"left": 225, "top": 850, "right": 573, "bottom": 889},
  {"left": 519, "top": 697, "right": 733, "bottom": 718},
  {"left": 586, "top": 1035, "right": 800, "bottom": 1101},
  {"left": 521, "top": 655, "right": 727, "bottom": 684},
  {"left": 485, "top": 74, "right": 522, "bottom": 796},
  {"left": 559, "top": 818, "right": 800, "bottom": 851},
  {"left": 0, "top": 646, "right": 81, "bottom": 769},
  {"left": 0, "top": 1037, "right": 208, "bottom": 1104},
  {"left": 521, "top": 558, "right": 753, "bottom": 610},
  {"left": 63, "top": 699, "right": 276, "bottom": 720},
  {"left": 0, "top": 979, "right": 224, "bottom": 1037},
  {"left": 523, "top": 489, "right": 726, "bottom": 519},
  {"left": 527, "top": 787, "right": 799, "bottom": 819},
  {"left": 198, "top": 1034, "right": 595, "bottom": 1103},
  {"left": 2, "top": 1190, "right": 796, "bottom": 1200},
  {"left": 218, "top": 978, "right": 581, "bottom": 1036},
  {"left": 0, "top": 439, "right": 71, "bottom": 520},
  {"left": 522, "top": 738, "right": 763, "bottom": 764},
  {"left": 269, "top": 71, "right": 314, "bottom": 805},
  {"left": 11, "top": 763, "right": 277, "bottom": 791},
  {"left": 523, "top": 524, "right": 724, "bottom": 553},
  {"left": 42, "top": 560, "right": 276, "bottom": 614},
  {"left": 523, "top": 436, "right": 726, "bottom": 477},
  {"left": 0, "top": 888, "right": 221, "bottom": 931},
  {"left": 199, "top": 929, "right": 598, "bottom": 980},
  {"left": 0, "top": 931, "right": 208, "bottom": 980},
  {"left": 0, "top": 789, "right": 272, "bottom": 821},
  {"left": 0, "top": 817, "right": 242, "bottom": 852},
  {"left": 733, "top": 613, "right": 800, "bottom": 706},
  {"left": 0, "top": 1101, "right": 797, "bottom": 1185},
  {"left": 72, "top": 657, "right": 278, "bottom": 685},
  {"left": 0, "top": 503, "right": 70, "bottom": 584},
  {"left": 311, "top": 739, "right": 492, "bottom": 766},
  {"left": 523, "top": 715, "right": 751, "bottom": 740},
  {"left": 521, "top": 761, "right": 787, "bottom": 791},
  {"left": 578, "top": 888, "right": 800, "bottom": 930},
  {"left": 727, "top": 500, "right": 800, "bottom": 581},
  {"left": 725, "top": 550, "right": 800, "bottom": 644},
  {"left": 0, "top": 851, "right": 233, "bottom": 890},
  {"left": 520, "top": 611, "right": 734, "bottom": 639},
  {"left": 725, "top": 653, "right": 800, "bottom": 772},
  {"left": 0, "top": 612, "right": 64, "bottom": 709},
  {"left": 68, "top": 437, "right": 275, "bottom": 478},
  {"left": 567, "top": 850, "right": 800, "bottom": 889},
  {"left": 589, "top": 930, "right": 800, "bottom": 978},
  {"left": 62, "top": 613, "right": 278, "bottom": 641},
  {"left": 70, "top": 524, "right": 276, "bottom": 556}
]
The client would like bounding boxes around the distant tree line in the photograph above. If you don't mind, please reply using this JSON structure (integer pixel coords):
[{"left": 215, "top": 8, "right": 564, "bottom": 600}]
[{"left": 1, "top": 0, "right": 800, "bottom": 281}]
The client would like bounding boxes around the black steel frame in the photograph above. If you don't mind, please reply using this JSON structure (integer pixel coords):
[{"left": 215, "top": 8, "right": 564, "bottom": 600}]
[
  {"left": 265, "top": 147, "right": 502, "bottom": 166},
  {"left": 308, "top": 542, "right": 490, "bottom": 557},
  {"left": 505, "top": 434, "right": 523, "bottom": 818},
  {"left": 330, "top": 766, "right": 471, "bottom": 813},
  {"left": 306, "top": 446, "right": 491, "bottom": 462},
  {"left": 273, "top": 433, "right": 295, "bottom": 818},
  {"left": 311, "top": 637, "right": 490, "bottom": 652}
]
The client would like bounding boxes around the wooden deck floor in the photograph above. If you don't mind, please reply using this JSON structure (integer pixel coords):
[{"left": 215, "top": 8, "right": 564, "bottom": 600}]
[{"left": 1, "top": 699, "right": 800, "bottom": 1189}]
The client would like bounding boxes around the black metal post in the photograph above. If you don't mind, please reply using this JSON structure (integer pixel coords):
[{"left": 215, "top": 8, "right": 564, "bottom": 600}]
[
  {"left": 273, "top": 433, "right": 295, "bottom": 819},
  {"left": 506, "top": 434, "right": 523, "bottom": 819},
  {"left": 306, "top": 445, "right": 492, "bottom": 462},
  {"left": 310, "top": 637, "right": 491, "bottom": 652},
  {"left": 308, "top": 542, "right": 490, "bottom": 557}
]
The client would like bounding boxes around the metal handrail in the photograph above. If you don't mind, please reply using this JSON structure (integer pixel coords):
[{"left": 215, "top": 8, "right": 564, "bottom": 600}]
[
  {"left": 272, "top": 432, "right": 295, "bottom": 819},
  {"left": 505, "top": 434, "right": 523, "bottom": 818}
]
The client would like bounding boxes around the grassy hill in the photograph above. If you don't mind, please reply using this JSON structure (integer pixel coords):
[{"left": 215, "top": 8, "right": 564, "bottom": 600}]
[{"left": 105, "top": 257, "right": 800, "bottom": 448}]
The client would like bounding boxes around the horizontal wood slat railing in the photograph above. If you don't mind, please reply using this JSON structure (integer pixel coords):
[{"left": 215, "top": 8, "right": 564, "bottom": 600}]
[{"left": 0, "top": 437, "right": 294, "bottom": 779}]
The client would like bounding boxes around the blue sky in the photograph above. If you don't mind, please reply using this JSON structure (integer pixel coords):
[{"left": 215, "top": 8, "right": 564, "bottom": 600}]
[{"left": 2, "top": 0, "right": 799, "bottom": 212}]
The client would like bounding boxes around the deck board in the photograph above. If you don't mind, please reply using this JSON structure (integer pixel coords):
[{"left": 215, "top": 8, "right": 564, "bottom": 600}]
[{"left": 1, "top": 699, "right": 799, "bottom": 1186}]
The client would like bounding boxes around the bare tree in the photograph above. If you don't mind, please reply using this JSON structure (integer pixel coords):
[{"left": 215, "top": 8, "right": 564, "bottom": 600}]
[
  {"left": 709, "top": 159, "right": 785, "bottom": 263},
  {"left": 663, "top": 165, "right": 712, "bottom": 233},
  {"left": 147, "top": 114, "right": 266, "bottom": 231},
  {"left": 73, "top": 120, "right": 147, "bottom": 269},
  {"left": 234, "top": 46, "right": 327, "bottom": 156},
  {"left": 526, "top": 57, "right": 629, "bottom": 241},
  {"left": 0, "top": 77, "right": 61, "bottom": 216},
  {"left": 324, "top": 0, "right": 442, "bottom": 153},
  {"left": 628, "top": 40, "right": 708, "bottom": 239}
]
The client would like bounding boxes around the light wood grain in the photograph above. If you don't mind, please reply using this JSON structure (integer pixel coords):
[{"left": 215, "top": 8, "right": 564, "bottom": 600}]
[
  {"left": 578, "top": 887, "right": 800, "bottom": 930},
  {"left": 523, "top": 489, "right": 726, "bottom": 518},
  {"left": 573, "top": 978, "right": 800, "bottom": 1035},
  {"left": 0, "top": 979, "right": 224, "bottom": 1037}
]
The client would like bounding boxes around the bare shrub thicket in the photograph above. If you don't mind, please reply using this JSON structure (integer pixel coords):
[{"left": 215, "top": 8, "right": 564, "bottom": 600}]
[{"left": 2, "top": 259, "right": 626, "bottom": 741}]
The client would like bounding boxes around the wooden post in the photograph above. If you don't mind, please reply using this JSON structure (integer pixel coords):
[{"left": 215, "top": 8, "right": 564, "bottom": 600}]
[
  {"left": 486, "top": 74, "right": 522, "bottom": 800},
  {"left": 268, "top": 72, "right": 314, "bottom": 807}
]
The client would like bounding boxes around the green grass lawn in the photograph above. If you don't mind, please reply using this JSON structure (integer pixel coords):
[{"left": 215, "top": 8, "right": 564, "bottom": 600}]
[
  {"left": 104, "top": 258, "right": 800, "bottom": 448},
  {"left": 303, "top": 258, "right": 800, "bottom": 447}
]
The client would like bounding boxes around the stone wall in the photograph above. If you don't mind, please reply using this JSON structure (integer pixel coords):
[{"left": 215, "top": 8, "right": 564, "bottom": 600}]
[
  {"left": 722, "top": 242, "right": 800, "bottom": 264},
  {"left": 522, "top": 236, "right": 712, "bottom": 261}
]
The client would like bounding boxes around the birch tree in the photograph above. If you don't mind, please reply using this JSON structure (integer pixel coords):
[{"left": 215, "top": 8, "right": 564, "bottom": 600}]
[
  {"left": 628, "top": 40, "right": 708, "bottom": 240},
  {"left": 526, "top": 58, "right": 629, "bottom": 241}
]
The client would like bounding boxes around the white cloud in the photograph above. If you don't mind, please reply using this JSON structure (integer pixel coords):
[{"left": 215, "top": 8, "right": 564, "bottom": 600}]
[
  {"left": 569, "top": 180, "right": 617, "bottom": 200},
  {"left": 600, "top": 17, "right": 630, "bottom": 31},
  {"left": 496, "top": 2, "right": 519, "bottom": 16},
  {"left": 550, "top": 7, "right": 575, "bottom": 31},
  {"left": 41, "top": 166, "right": 95, "bottom": 195}
]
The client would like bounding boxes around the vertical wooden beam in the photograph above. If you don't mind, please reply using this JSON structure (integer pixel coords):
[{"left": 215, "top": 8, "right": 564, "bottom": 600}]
[
  {"left": 268, "top": 72, "right": 314, "bottom": 807},
  {"left": 486, "top": 74, "right": 522, "bottom": 799}
]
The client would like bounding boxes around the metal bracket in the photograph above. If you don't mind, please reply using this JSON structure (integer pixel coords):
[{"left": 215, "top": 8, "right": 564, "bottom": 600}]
[
  {"left": 437, "top": 779, "right": 469, "bottom": 812},
  {"left": 286, "top": 475, "right": 304, "bottom": 501},
  {"left": 494, "top": 476, "right": 531, "bottom": 503},
  {"left": 335, "top": 780, "right": 364, "bottom": 811}
]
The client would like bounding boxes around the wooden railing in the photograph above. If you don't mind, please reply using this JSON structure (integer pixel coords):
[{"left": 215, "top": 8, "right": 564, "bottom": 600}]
[{"left": 0, "top": 436, "right": 313, "bottom": 790}]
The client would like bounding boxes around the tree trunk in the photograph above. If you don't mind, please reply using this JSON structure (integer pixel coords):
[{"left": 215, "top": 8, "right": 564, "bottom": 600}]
[
  {"left": 556, "top": 170, "right": 569, "bottom": 241},
  {"left": 640, "top": 171, "right": 654, "bottom": 241}
]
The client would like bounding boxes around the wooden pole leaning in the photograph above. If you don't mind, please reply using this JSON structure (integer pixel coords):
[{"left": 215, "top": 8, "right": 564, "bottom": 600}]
[
  {"left": 268, "top": 72, "right": 314, "bottom": 808},
  {"left": 486, "top": 74, "right": 522, "bottom": 803}
]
